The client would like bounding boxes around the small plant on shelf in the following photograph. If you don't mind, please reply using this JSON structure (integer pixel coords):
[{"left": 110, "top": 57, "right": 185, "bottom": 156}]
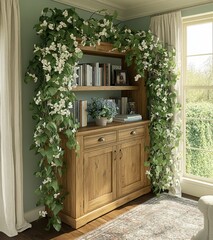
[{"left": 87, "top": 97, "right": 118, "bottom": 126}]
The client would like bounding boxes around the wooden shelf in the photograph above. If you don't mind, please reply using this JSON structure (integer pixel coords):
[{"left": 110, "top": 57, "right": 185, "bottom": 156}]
[
  {"left": 79, "top": 41, "right": 126, "bottom": 58},
  {"left": 72, "top": 86, "right": 139, "bottom": 91}
]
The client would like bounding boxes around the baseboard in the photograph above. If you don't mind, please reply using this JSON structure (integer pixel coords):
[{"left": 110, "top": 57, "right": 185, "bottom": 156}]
[
  {"left": 181, "top": 177, "right": 213, "bottom": 198},
  {"left": 24, "top": 206, "right": 45, "bottom": 223}
]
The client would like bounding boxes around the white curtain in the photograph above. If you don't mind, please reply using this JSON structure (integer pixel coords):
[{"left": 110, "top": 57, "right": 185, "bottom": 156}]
[
  {"left": 0, "top": 0, "right": 31, "bottom": 237},
  {"left": 150, "top": 11, "right": 182, "bottom": 196}
]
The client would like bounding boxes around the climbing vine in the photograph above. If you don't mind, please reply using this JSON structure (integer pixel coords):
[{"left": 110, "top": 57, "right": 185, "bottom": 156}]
[{"left": 25, "top": 7, "right": 181, "bottom": 230}]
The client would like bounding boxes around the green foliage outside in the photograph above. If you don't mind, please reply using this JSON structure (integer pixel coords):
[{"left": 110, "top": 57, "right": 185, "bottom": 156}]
[
  {"left": 186, "top": 102, "right": 213, "bottom": 178},
  {"left": 185, "top": 60, "right": 213, "bottom": 179}
]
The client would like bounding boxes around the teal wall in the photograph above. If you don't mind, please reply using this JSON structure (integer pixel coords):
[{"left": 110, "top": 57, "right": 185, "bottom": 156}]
[
  {"left": 182, "top": 2, "right": 213, "bottom": 17},
  {"left": 20, "top": 0, "right": 213, "bottom": 213},
  {"left": 123, "top": 16, "right": 150, "bottom": 31}
]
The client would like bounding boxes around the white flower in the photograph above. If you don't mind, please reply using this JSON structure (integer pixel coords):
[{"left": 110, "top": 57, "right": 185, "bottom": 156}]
[
  {"left": 134, "top": 74, "right": 141, "bottom": 81},
  {"left": 59, "top": 86, "right": 66, "bottom": 92},
  {"left": 67, "top": 16, "right": 72, "bottom": 23},
  {"left": 51, "top": 161, "right": 56, "bottom": 167},
  {"left": 75, "top": 47, "right": 82, "bottom": 54},
  {"left": 49, "top": 42, "right": 56, "bottom": 51},
  {"left": 37, "top": 29, "right": 43, "bottom": 35},
  {"left": 53, "top": 153, "right": 60, "bottom": 158},
  {"left": 27, "top": 72, "right": 38, "bottom": 83},
  {"left": 83, "top": 21, "right": 88, "bottom": 26},
  {"left": 48, "top": 24, "right": 54, "bottom": 30},
  {"left": 60, "top": 21, "right": 67, "bottom": 28},
  {"left": 72, "top": 128, "right": 76, "bottom": 133},
  {"left": 68, "top": 102, "right": 73, "bottom": 108},
  {"left": 54, "top": 193, "right": 60, "bottom": 199},
  {"left": 99, "top": 28, "right": 107, "bottom": 37},
  {"left": 39, "top": 210, "right": 47, "bottom": 218},
  {"left": 40, "top": 20, "right": 48, "bottom": 27},
  {"left": 141, "top": 40, "right": 148, "bottom": 49},
  {"left": 149, "top": 44, "right": 154, "bottom": 50},
  {"left": 45, "top": 74, "right": 51, "bottom": 82},
  {"left": 61, "top": 45, "right": 67, "bottom": 52},
  {"left": 62, "top": 10, "right": 68, "bottom": 17},
  {"left": 33, "top": 45, "right": 40, "bottom": 53},
  {"left": 34, "top": 92, "right": 41, "bottom": 105},
  {"left": 124, "top": 28, "right": 131, "bottom": 33},
  {"left": 41, "top": 59, "right": 51, "bottom": 72},
  {"left": 42, "top": 177, "right": 52, "bottom": 185},
  {"left": 144, "top": 52, "right": 149, "bottom": 58},
  {"left": 162, "top": 97, "right": 167, "bottom": 103}
]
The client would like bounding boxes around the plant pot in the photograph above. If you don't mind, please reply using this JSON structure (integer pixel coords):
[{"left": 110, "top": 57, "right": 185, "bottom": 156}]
[
  {"left": 95, "top": 117, "right": 108, "bottom": 126},
  {"left": 107, "top": 117, "right": 113, "bottom": 123}
]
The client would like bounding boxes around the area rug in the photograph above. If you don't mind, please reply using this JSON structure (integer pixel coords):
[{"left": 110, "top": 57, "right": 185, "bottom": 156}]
[{"left": 77, "top": 194, "right": 203, "bottom": 240}]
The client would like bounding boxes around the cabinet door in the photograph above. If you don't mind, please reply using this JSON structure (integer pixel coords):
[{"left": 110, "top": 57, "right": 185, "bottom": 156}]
[
  {"left": 117, "top": 138, "right": 147, "bottom": 197},
  {"left": 83, "top": 146, "right": 117, "bottom": 213}
]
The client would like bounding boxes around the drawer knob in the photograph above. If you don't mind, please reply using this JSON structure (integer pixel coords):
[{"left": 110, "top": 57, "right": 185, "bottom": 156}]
[
  {"left": 98, "top": 137, "right": 105, "bottom": 142},
  {"left": 130, "top": 130, "right": 136, "bottom": 135}
]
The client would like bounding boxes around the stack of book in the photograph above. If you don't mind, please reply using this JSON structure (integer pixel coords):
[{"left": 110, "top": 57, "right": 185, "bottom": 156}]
[
  {"left": 74, "top": 63, "right": 122, "bottom": 86},
  {"left": 113, "top": 114, "right": 142, "bottom": 122},
  {"left": 71, "top": 100, "right": 88, "bottom": 127}
]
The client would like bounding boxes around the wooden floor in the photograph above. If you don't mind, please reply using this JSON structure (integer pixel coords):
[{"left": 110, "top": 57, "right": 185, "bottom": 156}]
[{"left": 0, "top": 192, "right": 198, "bottom": 240}]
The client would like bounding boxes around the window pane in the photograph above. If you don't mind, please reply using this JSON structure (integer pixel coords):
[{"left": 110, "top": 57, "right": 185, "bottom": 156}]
[
  {"left": 186, "top": 148, "right": 213, "bottom": 178},
  {"left": 187, "top": 23, "right": 212, "bottom": 55},
  {"left": 185, "top": 89, "right": 213, "bottom": 103},
  {"left": 186, "top": 55, "right": 212, "bottom": 86}
]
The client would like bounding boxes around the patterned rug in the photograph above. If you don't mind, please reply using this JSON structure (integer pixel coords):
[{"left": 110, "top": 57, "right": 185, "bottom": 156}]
[{"left": 77, "top": 194, "right": 203, "bottom": 240}]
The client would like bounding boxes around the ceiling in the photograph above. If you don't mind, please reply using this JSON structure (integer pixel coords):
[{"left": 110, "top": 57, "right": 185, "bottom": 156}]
[{"left": 53, "top": 0, "right": 213, "bottom": 20}]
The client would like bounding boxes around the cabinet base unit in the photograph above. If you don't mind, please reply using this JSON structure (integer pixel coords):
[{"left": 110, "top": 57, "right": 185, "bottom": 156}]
[{"left": 60, "top": 121, "right": 151, "bottom": 229}]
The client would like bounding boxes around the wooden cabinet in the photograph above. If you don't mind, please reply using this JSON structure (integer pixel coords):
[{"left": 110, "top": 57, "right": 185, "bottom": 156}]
[
  {"left": 83, "top": 145, "right": 117, "bottom": 213},
  {"left": 60, "top": 121, "right": 150, "bottom": 228},
  {"left": 117, "top": 138, "right": 145, "bottom": 197},
  {"left": 59, "top": 41, "right": 150, "bottom": 228}
]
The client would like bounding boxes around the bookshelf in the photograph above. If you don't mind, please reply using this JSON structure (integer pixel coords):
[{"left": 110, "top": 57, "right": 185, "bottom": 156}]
[{"left": 60, "top": 41, "right": 151, "bottom": 229}]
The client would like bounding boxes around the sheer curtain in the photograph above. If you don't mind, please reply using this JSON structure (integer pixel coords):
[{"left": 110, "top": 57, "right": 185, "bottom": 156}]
[
  {"left": 150, "top": 11, "right": 182, "bottom": 196},
  {"left": 0, "top": 0, "right": 31, "bottom": 237}
]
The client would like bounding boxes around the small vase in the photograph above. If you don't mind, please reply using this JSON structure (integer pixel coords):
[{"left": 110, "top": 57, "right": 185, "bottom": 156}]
[{"left": 95, "top": 117, "right": 108, "bottom": 126}]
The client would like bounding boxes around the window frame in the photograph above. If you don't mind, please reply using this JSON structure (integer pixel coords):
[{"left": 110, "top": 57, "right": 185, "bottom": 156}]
[{"left": 182, "top": 12, "right": 213, "bottom": 184}]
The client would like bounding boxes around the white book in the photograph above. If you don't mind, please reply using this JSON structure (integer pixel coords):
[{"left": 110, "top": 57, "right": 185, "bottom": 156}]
[
  {"left": 121, "top": 97, "right": 128, "bottom": 115},
  {"left": 92, "top": 62, "right": 100, "bottom": 86},
  {"left": 84, "top": 64, "right": 93, "bottom": 86},
  {"left": 78, "top": 65, "right": 83, "bottom": 86},
  {"left": 106, "top": 63, "right": 111, "bottom": 86},
  {"left": 115, "top": 114, "right": 142, "bottom": 119},
  {"left": 113, "top": 117, "right": 142, "bottom": 123},
  {"left": 79, "top": 100, "right": 87, "bottom": 127}
]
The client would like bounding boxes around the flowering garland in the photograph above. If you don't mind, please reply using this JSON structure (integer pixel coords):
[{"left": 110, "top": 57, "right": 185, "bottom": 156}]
[{"left": 25, "top": 7, "right": 180, "bottom": 231}]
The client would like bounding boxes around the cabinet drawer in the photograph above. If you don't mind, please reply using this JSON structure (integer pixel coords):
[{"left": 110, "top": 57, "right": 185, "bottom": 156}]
[
  {"left": 84, "top": 131, "right": 116, "bottom": 149},
  {"left": 118, "top": 127, "right": 145, "bottom": 141}
]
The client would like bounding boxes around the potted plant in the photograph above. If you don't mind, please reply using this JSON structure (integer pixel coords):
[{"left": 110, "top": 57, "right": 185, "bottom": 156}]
[{"left": 87, "top": 97, "right": 118, "bottom": 126}]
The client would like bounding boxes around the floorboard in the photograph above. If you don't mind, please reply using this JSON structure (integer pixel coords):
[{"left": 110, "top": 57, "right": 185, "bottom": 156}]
[{"left": 0, "top": 192, "right": 198, "bottom": 240}]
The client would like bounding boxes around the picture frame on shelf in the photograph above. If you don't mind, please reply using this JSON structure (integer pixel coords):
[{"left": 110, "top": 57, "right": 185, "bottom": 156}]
[{"left": 115, "top": 70, "right": 128, "bottom": 86}]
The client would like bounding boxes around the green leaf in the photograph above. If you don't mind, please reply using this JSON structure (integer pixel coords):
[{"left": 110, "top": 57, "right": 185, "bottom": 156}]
[
  {"left": 51, "top": 180, "right": 59, "bottom": 192},
  {"left": 47, "top": 87, "right": 58, "bottom": 96}
]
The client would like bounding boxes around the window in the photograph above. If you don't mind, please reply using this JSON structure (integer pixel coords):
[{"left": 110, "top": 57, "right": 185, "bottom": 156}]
[{"left": 182, "top": 13, "right": 213, "bottom": 183}]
